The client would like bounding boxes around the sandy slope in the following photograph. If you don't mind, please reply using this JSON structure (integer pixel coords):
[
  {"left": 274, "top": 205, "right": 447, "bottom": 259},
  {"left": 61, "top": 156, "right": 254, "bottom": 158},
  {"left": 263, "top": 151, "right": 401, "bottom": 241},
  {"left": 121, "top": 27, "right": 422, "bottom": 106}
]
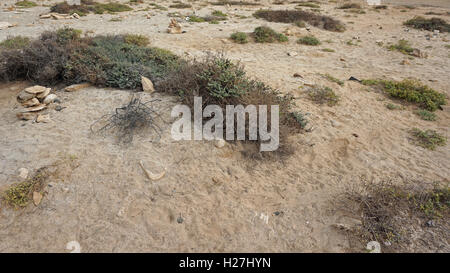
[{"left": 0, "top": 1, "right": 449, "bottom": 252}]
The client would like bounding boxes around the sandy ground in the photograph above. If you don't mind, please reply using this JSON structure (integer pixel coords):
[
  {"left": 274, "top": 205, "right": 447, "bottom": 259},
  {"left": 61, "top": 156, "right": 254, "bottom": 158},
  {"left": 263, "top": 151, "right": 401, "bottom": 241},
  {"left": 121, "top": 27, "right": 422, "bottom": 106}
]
[{"left": 0, "top": 1, "right": 449, "bottom": 252}]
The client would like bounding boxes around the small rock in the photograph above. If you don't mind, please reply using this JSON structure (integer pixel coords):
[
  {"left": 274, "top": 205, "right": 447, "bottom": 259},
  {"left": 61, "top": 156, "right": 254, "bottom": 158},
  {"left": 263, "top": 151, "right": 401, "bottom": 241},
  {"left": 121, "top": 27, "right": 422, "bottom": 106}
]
[
  {"left": 167, "top": 19, "right": 182, "bottom": 34},
  {"left": 36, "top": 88, "right": 51, "bottom": 99},
  {"left": 43, "top": 94, "right": 57, "bottom": 104},
  {"left": 72, "top": 13, "right": 80, "bottom": 19},
  {"left": 340, "top": 58, "right": 346, "bottom": 62},
  {"left": 18, "top": 168, "right": 28, "bottom": 179},
  {"left": 215, "top": 139, "right": 226, "bottom": 148},
  {"left": 33, "top": 191, "right": 43, "bottom": 206},
  {"left": 293, "top": 73, "right": 303, "bottom": 78},
  {"left": 21, "top": 104, "right": 46, "bottom": 112},
  {"left": 177, "top": 216, "right": 184, "bottom": 224},
  {"left": 17, "top": 90, "right": 35, "bottom": 102},
  {"left": 0, "top": 22, "right": 13, "bottom": 30},
  {"left": 36, "top": 114, "right": 51, "bottom": 123},
  {"left": 141, "top": 76, "right": 155, "bottom": 93},
  {"left": 410, "top": 48, "right": 428, "bottom": 58},
  {"left": 287, "top": 51, "right": 298, "bottom": 57},
  {"left": 24, "top": 85, "right": 47, "bottom": 94},
  {"left": 401, "top": 59, "right": 410, "bottom": 65},
  {"left": 65, "top": 83, "right": 92, "bottom": 92},
  {"left": 426, "top": 220, "right": 435, "bottom": 227},
  {"left": 384, "top": 241, "right": 392, "bottom": 246},
  {"left": 16, "top": 112, "right": 37, "bottom": 120},
  {"left": 22, "top": 98, "right": 40, "bottom": 107}
]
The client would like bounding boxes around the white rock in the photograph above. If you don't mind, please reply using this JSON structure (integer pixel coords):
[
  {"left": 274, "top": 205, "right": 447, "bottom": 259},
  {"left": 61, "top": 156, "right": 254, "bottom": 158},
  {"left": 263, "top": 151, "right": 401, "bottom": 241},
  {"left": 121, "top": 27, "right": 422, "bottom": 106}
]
[
  {"left": 18, "top": 168, "right": 29, "bottom": 179},
  {"left": 43, "top": 94, "right": 57, "bottom": 104},
  {"left": 36, "top": 88, "right": 51, "bottom": 99},
  {"left": 22, "top": 98, "right": 40, "bottom": 107},
  {"left": 24, "top": 85, "right": 48, "bottom": 94},
  {"left": 0, "top": 22, "right": 13, "bottom": 30},
  {"left": 287, "top": 51, "right": 298, "bottom": 57},
  {"left": 21, "top": 104, "right": 46, "bottom": 112},
  {"left": 141, "top": 76, "right": 155, "bottom": 93},
  {"left": 215, "top": 139, "right": 226, "bottom": 148},
  {"left": 36, "top": 114, "right": 51, "bottom": 123}
]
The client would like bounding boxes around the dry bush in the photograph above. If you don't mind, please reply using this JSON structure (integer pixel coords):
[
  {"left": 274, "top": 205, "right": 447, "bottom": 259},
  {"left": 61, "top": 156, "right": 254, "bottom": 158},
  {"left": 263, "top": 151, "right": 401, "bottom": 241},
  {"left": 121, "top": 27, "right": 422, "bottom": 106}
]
[
  {"left": 338, "top": 179, "right": 449, "bottom": 252},
  {"left": 253, "top": 9, "right": 345, "bottom": 32},
  {"left": 404, "top": 16, "right": 450, "bottom": 32}
]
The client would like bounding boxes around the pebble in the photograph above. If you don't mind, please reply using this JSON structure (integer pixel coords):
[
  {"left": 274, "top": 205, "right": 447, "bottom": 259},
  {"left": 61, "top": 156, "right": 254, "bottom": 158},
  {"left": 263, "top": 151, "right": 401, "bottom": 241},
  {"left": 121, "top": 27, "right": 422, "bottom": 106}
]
[
  {"left": 18, "top": 168, "right": 28, "bottom": 179},
  {"left": 177, "top": 216, "right": 184, "bottom": 224}
]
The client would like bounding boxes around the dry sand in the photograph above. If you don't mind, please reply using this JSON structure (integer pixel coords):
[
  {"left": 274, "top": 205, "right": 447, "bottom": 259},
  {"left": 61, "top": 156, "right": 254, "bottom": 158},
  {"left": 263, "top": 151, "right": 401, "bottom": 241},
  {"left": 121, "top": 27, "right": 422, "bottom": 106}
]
[{"left": 0, "top": 0, "right": 449, "bottom": 252}]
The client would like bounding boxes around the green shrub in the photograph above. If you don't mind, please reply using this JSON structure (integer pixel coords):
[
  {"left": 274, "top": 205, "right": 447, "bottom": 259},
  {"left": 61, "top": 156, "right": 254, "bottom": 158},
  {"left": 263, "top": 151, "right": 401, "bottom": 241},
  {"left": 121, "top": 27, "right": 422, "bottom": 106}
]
[
  {"left": 415, "top": 109, "right": 437, "bottom": 121},
  {"left": 338, "top": 3, "right": 361, "bottom": 9},
  {"left": 388, "top": 39, "right": 414, "bottom": 55},
  {"left": 212, "top": 10, "right": 227, "bottom": 17},
  {"left": 230, "top": 32, "right": 248, "bottom": 44},
  {"left": 124, "top": 34, "right": 149, "bottom": 46},
  {"left": 297, "top": 2, "right": 320, "bottom": 8},
  {"left": 50, "top": 1, "right": 132, "bottom": 16},
  {"left": 386, "top": 103, "right": 402, "bottom": 110},
  {"left": 322, "top": 73, "right": 343, "bottom": 86},
  {"left": 362, "top": 79, "right": 446, "bottom": 111},
  {"left": 254, "top": 9, "right": 345, "bottom": 32},
  {"left": 188, "top": 15, "right": 206, "bottom": 22},
  {"left": 306, "top": 85, "right": 339, "bottom": 106},
  {"left": 56, "top": 28, "right": 82, "bottom": 43},
  {"left": 93, "top": 3, "right": 133, "bottom": 14},
  {"left": 169, "top": 3, "right": 192, "bottom": 8},
  {"left": 211, "top": 1, "right": 261, "bottom": 6},
  {"left": 410, "top": 128, "right": 446, "bottom": 150},
  {"left": 297, "top": 35, "right": 320, "bottom": 45},
  {"left": 0, "top": 36, "right": 30, "bottom": 50},
  {"left": 404, "top": 16, "right": 450, "bottom": 32},
  {"left": 291, "top": 111, "right": 308, "bottom": 129},
  {"left": 15, "top": 1, "right": 37, "bottom": 8},
  {"left": 253, "top": 26, "right": 288, "bottom": 43},
  {"left": 321, "top": 48, "right": 335, "bottom": 52}
]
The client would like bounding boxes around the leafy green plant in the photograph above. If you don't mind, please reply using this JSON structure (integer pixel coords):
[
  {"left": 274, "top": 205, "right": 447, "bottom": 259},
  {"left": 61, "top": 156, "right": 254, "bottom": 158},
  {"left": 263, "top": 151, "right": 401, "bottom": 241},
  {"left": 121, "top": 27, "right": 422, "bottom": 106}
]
[
  {"left": 291, "top": 111, "right": 309, "bottom": 129},
  {"left": 388, "top": 39, "right": 414, "bottom": 55},
  {"left": 362, "top": 79, "right": 446, "bottom": 111},
  {"left": 415, "top": 110, "right": 437, "bottom": 121},
  {"left": 410, "top": 128, "right": 446, "bottom": 150},
  {"left": 230, "top": 32, "right": 248, "bottom": 44},
  {"left": 338, "top": 3, "right": 361, "bottom": 9},
  {"left": 297, "top": 35, "right": 320, "bottom": 45},
  {"left": 123, "top": 34, "right": 149, "bottom": 46},
  {"left": 253, "top": 26, "right": 288, "bottom": 43}
]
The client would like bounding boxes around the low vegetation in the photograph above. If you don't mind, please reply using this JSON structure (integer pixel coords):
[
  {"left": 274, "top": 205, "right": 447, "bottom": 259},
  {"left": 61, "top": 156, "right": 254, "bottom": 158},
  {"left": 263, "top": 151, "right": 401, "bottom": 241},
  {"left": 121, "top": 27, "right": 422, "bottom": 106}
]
[
  {"left": 387, "top": 39, "right": 414, "bottom": 55},
  {"left": 253, "top": 9, "right": 345, "bottom": 32},
  {"left": 362, "top": 79, "right": 446, "bottom": 111},
  {"left": 296, "top": 2, "right": 320, "bottom": 9},
  {"left": 51, "top": 1, "right": 133, "bottom": 16},
  {"left": 404, "top": 17, "right": 450, "bottom": 32},
  {"left": 297, "top": 35, "right": 320, "bottom": 46},
  {"left": 253, "top": 26, "right": 288, "bottom": 43},
  {"left": 210, "top": 1, "right": 261, "bottom": 6},
  {"left": 340, "top": 180, "right": 449, "bottom": 252},
  {"left": 15, "top": 0, "right": 37, "bottom": 8},
  {"left": 410, "top": 128, "right": 446, "bottom": 150},
  {"left": 230, "top": 32, "right": 249, "bottom": 44},
  {"left": 0, "top": 36, "right": 30, "bottom": 50},
  {"left": 415, "top": 109, "right": 437, "bottom": 121},
  {"left": 337, "top": 3, "right": 361, "bottom": 9},
  {"left": 306, "top": 85, "right": 339, "bottom": 106},
  {"left": 169, "top": 3, "right": 192, "bottom": 9},
  {"left": 322, "top": 74, "right": 344, "bottom": 86}
]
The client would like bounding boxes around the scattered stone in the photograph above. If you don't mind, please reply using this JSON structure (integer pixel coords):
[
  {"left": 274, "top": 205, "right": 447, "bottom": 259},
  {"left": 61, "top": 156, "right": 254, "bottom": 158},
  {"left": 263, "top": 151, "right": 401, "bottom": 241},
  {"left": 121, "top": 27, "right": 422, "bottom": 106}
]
[
  {"left": 33, "top": 191, "right": 43, "bottom": 206},
  {"left": 177, "top": 216, "right": 184, "bottom": 224},
  {"left": 16, "top": 112, "right": 36, "bottom": 120},
  {"left": 293, "top": 73, "right": 303, "bottom": 78},
  {"left": 36, "top": 114, "right": 51, "bottom": 123},
  {"left": 215, "top": 139, "right": 226, "bottom": 148},
  {"left": 384, "top": 241, "right": 392, "bottom": 246},
  {"left": 426, "top": 220, "right": 435, "bottom": 227},
  {"left": 72, "top": 13, "right": 80, "bottom": 19},
  {"left": 22, "top": 98, "right": 40, "bottom": 107},
  {"left": 287, "top": 51, "right": 298, "bottom": 57},
  {"left": 167, "top": 19, "right": 182, "bottom": 34},
  {"left": 340, "top": 58, "right": 346, "bottom": 62},
  {"left": 43, "top": 94, "right": 57, "bottom": 104},
  {"left": 141, "top": 76, "right": 155, "bottom": 93},
  {"left": 18, "top": 168, "right": 29, "bottom": 179},
  {"left": 411, "top": 48, "right": 428, "bottom": 58},
  {"left": 65, "top": 83, "right": 92, "bottom": 92},
  {"left": 401, "top": 59, "right": 411, "bottom": 65}
]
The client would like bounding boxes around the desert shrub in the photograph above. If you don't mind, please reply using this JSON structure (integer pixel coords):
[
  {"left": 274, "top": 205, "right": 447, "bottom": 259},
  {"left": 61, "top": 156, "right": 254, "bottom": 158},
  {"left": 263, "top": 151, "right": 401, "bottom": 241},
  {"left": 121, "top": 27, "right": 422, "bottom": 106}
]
[
  {"left": 306, "top": 85, "right": 339, "bottom": 106},
  {"left": 0, "top": 30, "right": 180, "bottom": 89},
  {"left": 388, "top": 39, "right": 414, "bottom": 55},
  {"left": 253, "top": 26, "right": 288, "bottom": 43},
  {"left": 338, "top": 3, "right": 361, "bottom": 9},
  {"left": 415, "top": 109, "right": 437, "bottom": 121},
  {"left": 253, "top": 9, "right": 345, "bottom": 32},
  {"left": 291, "top": 111, "right": 308, "bottom": 129},
  {"left": 188, "top": 15, "right": 206, "bottom": 22},
  {"left": 410, "top": 128, "right": 446, "bottom": 150},
  {"left": 0, "top": 36, "right": 30, "bottom": 50},
  {"left": 340, "top": 180, "right": 449, "bottom": 252},
  {"left": 374, "top": 5, "right": 388, "bottom": 10},
  {"left": 212, "top": 10, "right": 227, "bottom": 18},
  {"left": 50, "top": 1, "right": 132, "bottom": 16},
  {"left": 404, "top": 16, "right": 450, "bottom": 32},
  {"left": 362, "top": 79, "right": 446, "bottom": 111},
  {"left": 230, "top": 32, "right": 248, "bottom": 44},
  {"left": 15, "top": 0, "right": 37, "bottom": 8},
  {"left": 211, "top": 1, "right": 261, "bottom": 6},
  {"left": 321, "top": 48, "right": 335, "bottom": 52},
  {"left": 169, "top": 3, "right": 192, "bottom": 8},
  {"left": 386, "top": 103, "right": 402, "bottom": 110},
  {"left": 297, "top": 35, "right": 320, "bottom": 45},
  {"left": 157, "top": 55, "right": 304, "bottom": 155},
  {"left": 322, "top": 73, "right": 343, "bottom": 86},
  {"left": 123, "top": 34, "right": 149, "bottom": 46}
]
